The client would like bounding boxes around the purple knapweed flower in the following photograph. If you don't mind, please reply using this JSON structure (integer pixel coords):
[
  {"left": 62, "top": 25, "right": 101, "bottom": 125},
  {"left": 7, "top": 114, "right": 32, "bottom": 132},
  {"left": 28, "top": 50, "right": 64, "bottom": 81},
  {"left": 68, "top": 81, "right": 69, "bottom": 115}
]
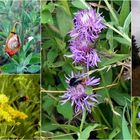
[
  {"left": 69, "top": 40, "right": 100, "bottom": 68},
  {"left": 70, "top": 9, "right": 106, "bottom": 43},
  {"left": 60, "top": 72, "right": 100, "bottom": 114}
]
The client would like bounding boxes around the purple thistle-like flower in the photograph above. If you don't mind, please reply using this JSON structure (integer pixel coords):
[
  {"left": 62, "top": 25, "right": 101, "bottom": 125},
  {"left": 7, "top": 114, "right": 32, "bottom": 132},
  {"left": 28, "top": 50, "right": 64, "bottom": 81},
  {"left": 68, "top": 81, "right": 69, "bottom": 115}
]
[
  {"left": 60, "top": 72, "right": 100, "bottom": 114},
  {"left": 69, "top": 40, "right": 100, "bottom": 67},
  {"left": 70, "top": 9, "right": 106, "bottom": 43}
]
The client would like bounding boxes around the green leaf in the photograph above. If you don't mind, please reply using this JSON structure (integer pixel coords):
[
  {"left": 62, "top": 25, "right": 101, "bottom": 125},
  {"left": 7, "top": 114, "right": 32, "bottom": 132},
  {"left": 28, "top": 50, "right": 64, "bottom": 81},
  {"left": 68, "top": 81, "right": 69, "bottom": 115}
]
[
  {"left": 62, "top": 62, "right": 73, "bottom": 74},
  {"left": 100, "top": 69, "right": 112, "bottom": 86},
  {"left": 99, "top": 54, "right": 129, "bottom": 67},
  {"left": 1, "top": 19, "right": 11, "bottom": 34},
  {"left": 57, "top": 102, "right": 73, "bottom": 120},
  {"left": 123, "top": 12, "right": 131, "bottom": 34},
  {"left": 42, "top": 40, "right": 54, "bottom": 49},
  {"left": 27, "top": 64, "right": 40, "bottom": 73},
  {"left": 53, "top": 133, "right": 73, "bottom": 140},
  {"left": 122, "top": 105, "right": 131, "bottom": 139},
  {"left": 16, "top": 65, "right": 25, "bottom": 73},
  {"left": 58, "top": 72, "right": 67, "bottom": 88},
  {"left": 119, "top": 0, "right": 130, "bottom": 26},
  {"left": 42, "top": 3, "right": 55, "bottom": 13},
  {"left": 71, "top": 0, "right": 90, "bottom": 9},
  {"left": 23, "top": 53, "right": 33, "bottom": 66},
  {"left": 0, "top": 31, "right": 7, "bottom": 38},
  {"left": 23, "top": 39, "right": 34, "bottom": 53},
  {"left": 23, "top": 10, "right": 31, "bottom": 24},
  {"left": 42, "top": 95, "right": 57, "bottom": 115},
  {"left": 30, "top": 53, "right": 40, "bottom": 64},
  {"left": 113, "top": 36, "right": 130, "bottom": 46},
  {"left": 56, "top": 7, "right": 72, "bottom": 37},
  {"left": 110, "top": 89, "right": 131, "bottom": 106},
  {"left": 42, "top": 122, "right": 58, "bottom": 132},
  {"left": 47, "top": 48, "right": 58, "bottom": 63},
  {"left": 109, "top": 127, "right": 121, "bottom": 139},
  {"left": 55, "top": 37, "right": 66, "bottom": 52},
  {"left": 59, "top": 1, "right": 71, "bottom": 16},
  {"left": 41, "top": 10, "right": 53, "bottom": 24},
  {"left": 106, "top": 29, "right": 113, "bottom": 50},
  {"left": 50, "top": 61, "right": 65, "bottom": 68},
  {"left": 1, "top": 63, "right": 16, "bottom": 73},
  {"left": 78, "top": 124, "right": 99, "bottom": 140},
  {"left": 52, "top": 124, "right": 79, "bottom": 132}
]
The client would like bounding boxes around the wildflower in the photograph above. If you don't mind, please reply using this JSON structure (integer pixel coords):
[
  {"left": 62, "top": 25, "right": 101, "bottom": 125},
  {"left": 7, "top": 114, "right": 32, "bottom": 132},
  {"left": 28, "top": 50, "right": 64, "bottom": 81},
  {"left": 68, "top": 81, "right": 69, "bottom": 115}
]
[
  {"left": 6, "top": 105, "right": 28, "bottom": 120},
  {"left": 69, "top": 40, "right": 100, "bottom": 67},
  {"left": 0, "top": 109, "right": 13, "bottom": 122},
  {"left": 70, "top": 9, "right": 105, "bottom": 43},
  {"left": 60, "top": 72, "right": 100, "bottom": 114},
  {"left": 0, "top": 94, "right": 9, "bottom": 104},
  {"left": 0, "top": 94, "right": 28, "bottom": 123}
]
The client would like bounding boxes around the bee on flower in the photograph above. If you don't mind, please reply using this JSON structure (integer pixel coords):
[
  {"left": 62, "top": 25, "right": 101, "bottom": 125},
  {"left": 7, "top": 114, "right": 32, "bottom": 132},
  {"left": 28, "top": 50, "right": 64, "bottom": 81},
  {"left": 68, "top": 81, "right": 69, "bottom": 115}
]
[{"left": 60, "top": 72, "right": 100, "bottom": 114}]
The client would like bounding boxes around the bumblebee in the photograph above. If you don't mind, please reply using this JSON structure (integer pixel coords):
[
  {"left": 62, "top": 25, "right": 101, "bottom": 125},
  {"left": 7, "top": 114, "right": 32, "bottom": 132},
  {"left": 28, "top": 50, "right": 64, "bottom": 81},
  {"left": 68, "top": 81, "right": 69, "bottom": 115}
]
[
  {"left": 69, "top": 75, "right": 87, "bottom": 87},
  {"left": 18, "top": 96, "right": 29, "bottom": 102}
]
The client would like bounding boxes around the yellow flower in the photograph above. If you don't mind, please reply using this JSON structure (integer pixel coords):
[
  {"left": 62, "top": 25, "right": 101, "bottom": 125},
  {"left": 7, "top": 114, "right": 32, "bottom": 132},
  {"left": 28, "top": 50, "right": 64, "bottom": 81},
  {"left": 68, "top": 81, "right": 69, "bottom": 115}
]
[
  {"left": 14, "top": 111, "right": 28, "bottom": 120},
  {"left": 5, "top": 104, "right": 28, "bottom": 120},
  {"left": 0, "top": 110, "right": 13, "bottom": 122},
  {"left": 0, "top": 94, "right": 9, "bottom": 104},
  {"left": 0, "top": 94, "right": 28, "bottom": 124}
]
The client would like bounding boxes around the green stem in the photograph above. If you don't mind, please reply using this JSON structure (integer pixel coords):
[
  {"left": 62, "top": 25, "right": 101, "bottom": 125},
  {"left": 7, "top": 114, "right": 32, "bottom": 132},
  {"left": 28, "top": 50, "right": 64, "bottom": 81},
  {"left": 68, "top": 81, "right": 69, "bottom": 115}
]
[
  {"left": 97, "top": 0, "right": 101, "bottom": 14},
  {"left": 80, "top": 110, "right": 86, "bottom": 132},
  {"left": 104, "top": 0, "right": 118, "bottom": 24}
]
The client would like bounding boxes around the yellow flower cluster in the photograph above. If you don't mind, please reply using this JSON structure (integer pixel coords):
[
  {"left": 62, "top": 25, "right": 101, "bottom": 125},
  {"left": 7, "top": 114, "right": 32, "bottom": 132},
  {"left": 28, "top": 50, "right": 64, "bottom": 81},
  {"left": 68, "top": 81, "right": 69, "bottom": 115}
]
[
  {"left": 0, "top": 94, "right": 28, "bottom": 123},
  {"left": 0, "top": 94, "right": 8, "bottom": 104}
]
